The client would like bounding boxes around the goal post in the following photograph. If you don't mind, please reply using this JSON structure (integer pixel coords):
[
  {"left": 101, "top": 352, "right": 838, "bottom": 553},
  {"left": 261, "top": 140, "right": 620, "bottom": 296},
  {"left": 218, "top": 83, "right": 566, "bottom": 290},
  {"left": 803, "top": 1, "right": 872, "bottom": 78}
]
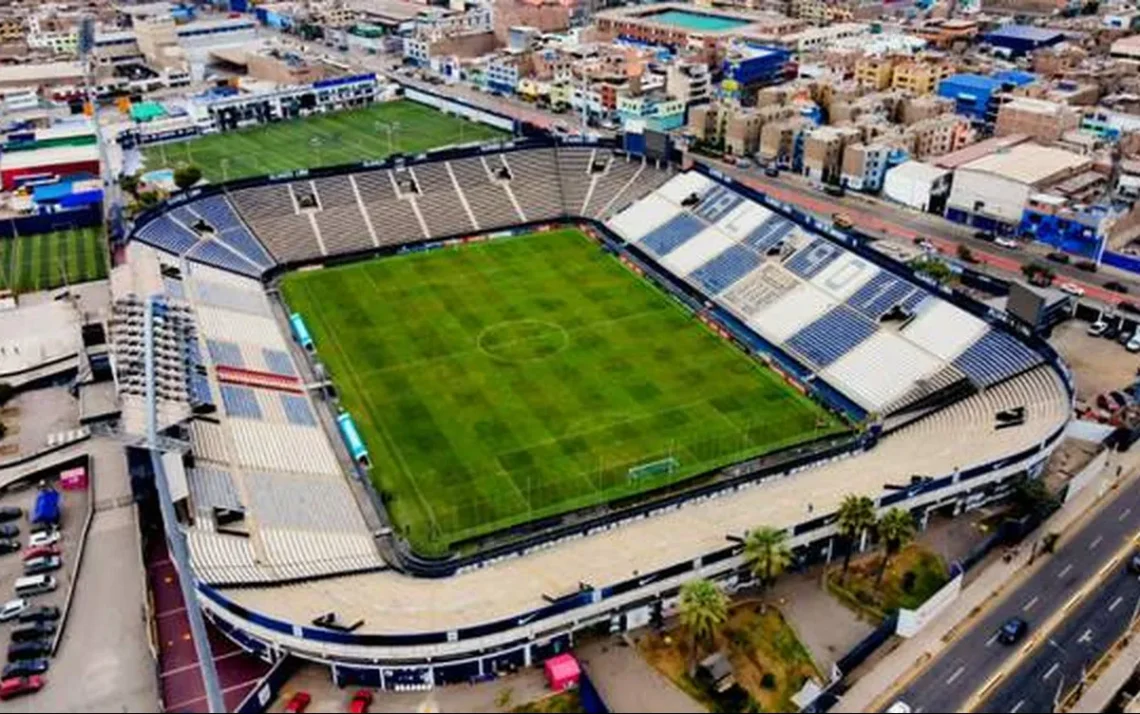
[{"left": 628, "top": 456, "right": 679, "bottom": 481}]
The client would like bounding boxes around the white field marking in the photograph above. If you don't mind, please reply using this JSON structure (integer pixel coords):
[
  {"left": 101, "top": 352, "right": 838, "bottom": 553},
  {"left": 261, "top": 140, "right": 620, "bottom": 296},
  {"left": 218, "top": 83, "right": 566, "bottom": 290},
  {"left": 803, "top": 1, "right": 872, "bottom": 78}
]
[
  {"left": 986, "top": 632, "right": 1000, "bottom": 647},
  {"left": 946, "top": 666, "right": 966, "bottom": 686},
  {"left": 1043, "top": 662, "right": 1061, "bottom": 681},
  {"left": 1078, "top": 628, "right": 1093, "bottom": 645},
  {"left": 1024, "top": 595, "right": 1040, "bottom": 612},
  {"left": 1110, "top": 595, "right": 1125, "bottom": 612},
  {"left": 1120, "top": 507, "right": 1133, "bottom": 522}
]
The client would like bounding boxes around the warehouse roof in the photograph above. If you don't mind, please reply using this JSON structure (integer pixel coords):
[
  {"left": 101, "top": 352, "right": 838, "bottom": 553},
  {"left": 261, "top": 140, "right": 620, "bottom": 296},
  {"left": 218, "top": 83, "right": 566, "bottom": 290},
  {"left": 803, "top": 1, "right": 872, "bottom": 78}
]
[
  {"left": 959, "top": 143, "right": 1090, "bottom": 186},
  {"left": 0, "top": 144, "right": 100, "bottom": 171},
  {"left": 985, "top": 25, "right": 1065, "bottom": 43},
  {"left": 0, "top": 62, "right": 86, "bottom": 85},
  {"left": 935, "top": 134, "right": 1030, "bottom": 169},
  {"left": 940, "top": 73, "right": 1003, "bottom": 92},
  {"left": 886, "top": 160, "right": 950, "bottom": 184}
]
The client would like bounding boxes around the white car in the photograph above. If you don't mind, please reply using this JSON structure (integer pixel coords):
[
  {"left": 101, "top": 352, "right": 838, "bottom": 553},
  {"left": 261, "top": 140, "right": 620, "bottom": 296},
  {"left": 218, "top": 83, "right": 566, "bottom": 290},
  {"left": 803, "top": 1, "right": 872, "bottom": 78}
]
[
  {"left": 1128, "top": 336, "right": 1140, "bottom": 353},
  {"left": 0, "top": 598, "right": 27, "bottom": 622},
  {"left": 28, "top": 531, "right": 59, "bottom": 548},
  {"left": 1088, "top": 320, "right": 1109, "bottom": 337},
  {"left": 995, "top": 237, "right": 1020, "bottom": 249},
  {"left": 1059, "top": 282, "right": 1085, "bottom": 296}
]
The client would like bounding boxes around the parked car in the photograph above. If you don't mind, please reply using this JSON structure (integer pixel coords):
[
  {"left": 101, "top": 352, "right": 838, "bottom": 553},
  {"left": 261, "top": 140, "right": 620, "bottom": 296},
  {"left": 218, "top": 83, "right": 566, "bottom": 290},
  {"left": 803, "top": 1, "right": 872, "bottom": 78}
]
[
  {"left": 1076, "top": 260, "right": 1098, "bottom": 273},
  {"left": 284, "top": 691, "right": 312, "bottom": 713},
  {"left": 995, "top": 237, "right": 1020, "bottom": 249},
  {"left": 1128, "top": 335, "right": 1140, "bottom": 353},
  {"left": 0, "top": 675, "right": 44, "bottom": 700},
  {"left": 27, "top": 532, "right": 58, "bottom": 549},
  {"left": 0, "top": 508, "right": 21, "bottom": 523},
  {"left": 998, "top": 617, "right": 1029, "bottom": 645},
  {"left": 0, "top": 540, "right": 18, "bottom": 556},
  {"left": 27, "top": 522, "right": 56, "bottom": 536},
  {"left": 1129, "top": 550, "right": 1140, "bottom": 574},
  {"left": 1105, "top": 281, "right": 1130, "bottom": 294},
  {"left": 15, "top": 606, "right": 58, "bottom": 624},
  {"left": 764, "top": 165, "right": 779, "bottom": 177},
  {"left": 824, "top": 184, "right": 846, "bottom": 197},
  {"left": 1109, "top": 391, "right": 1132, "bottom": 409},
  {"left": 349, "top": 689, "right": 373, "bottom": 714},
  {"left": 1059, "top": 282, "right": 1085, "bottom": 296},
  {"left": 7, "top": 640, "right": 50, "bottom": 662},
  {"left": 10, "top": 623, "right": 55, "bottom": 643},
  {"left": 21, "top": 546, "right": 58, "bottom": 562},
  {"left": 973, "top": 230, "right": 995, "bottom": 242},
  {"left": 1, "top": 659, "right": 47, "bottom": 679},
  {"left": 0, "top": 525, "right": 18, "bottom": 540},
  {"left": 0, "top": 600, "right": 27, "bottom": 623},
  {"left": 1046, "top": 251, "right": 1071, "bottom": 265},
  {"left": 1088, "top": 320, "right": 1109, "bottom": 337},
  {"left": 22, "top": 557, "right": 60, "bottom": 576},
  {"left": 1105, "top": 323, "right": 1121, "bottom": 340}
]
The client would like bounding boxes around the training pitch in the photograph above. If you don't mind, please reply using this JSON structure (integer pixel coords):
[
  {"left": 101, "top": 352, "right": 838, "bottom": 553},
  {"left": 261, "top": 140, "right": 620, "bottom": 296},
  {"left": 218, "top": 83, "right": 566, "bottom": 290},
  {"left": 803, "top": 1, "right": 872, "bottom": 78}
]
[
  {"left": 143, "top": 100, "right": 507, "bottom": 182},
  {"left": 0, "top": 226, "right": 107, "bottom": 294},
  {"left": 281, "top": 228, "right": 844, "bottom": 554}
]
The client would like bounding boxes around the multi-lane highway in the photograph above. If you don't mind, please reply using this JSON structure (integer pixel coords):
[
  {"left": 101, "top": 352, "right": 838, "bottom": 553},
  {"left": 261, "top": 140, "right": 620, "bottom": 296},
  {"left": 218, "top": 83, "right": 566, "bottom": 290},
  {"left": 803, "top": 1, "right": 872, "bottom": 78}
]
[{"left": 889, "top": 477, "right": 1140, "bottom": 713}]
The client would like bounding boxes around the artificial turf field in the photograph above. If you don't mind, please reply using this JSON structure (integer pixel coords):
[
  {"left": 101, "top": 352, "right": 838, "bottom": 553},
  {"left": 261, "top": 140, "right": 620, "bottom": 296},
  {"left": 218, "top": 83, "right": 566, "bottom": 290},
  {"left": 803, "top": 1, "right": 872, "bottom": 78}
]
[
  {"left": 0, "top": 227, "right": 107, "bottom": 294},
  {"left": 281, "top": 229, "right": 844, "bottom": 554},
  {"left": 143, "top": 100, "right": 507, "bottom": 182}
]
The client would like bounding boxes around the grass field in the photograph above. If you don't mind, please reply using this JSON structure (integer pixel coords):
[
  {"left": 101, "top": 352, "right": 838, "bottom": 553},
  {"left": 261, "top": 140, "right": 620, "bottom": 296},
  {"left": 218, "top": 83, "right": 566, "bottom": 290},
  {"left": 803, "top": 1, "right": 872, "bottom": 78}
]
[
  {"left": 142, "top": 100, "right": 508, "bottom": 183},
  {"left": 0, "top": 227, "right": 107, "bottom": 294},
  {"left": 281, "top": 229, "right": 844, "bottom": 554}
]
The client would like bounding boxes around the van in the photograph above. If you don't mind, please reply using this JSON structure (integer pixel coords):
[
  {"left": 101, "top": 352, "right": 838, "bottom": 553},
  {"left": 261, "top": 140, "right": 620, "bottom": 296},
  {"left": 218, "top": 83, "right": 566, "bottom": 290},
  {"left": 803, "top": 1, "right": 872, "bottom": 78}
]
[{"left": 13, "top": 575, "right": 56, "bottom": 597}]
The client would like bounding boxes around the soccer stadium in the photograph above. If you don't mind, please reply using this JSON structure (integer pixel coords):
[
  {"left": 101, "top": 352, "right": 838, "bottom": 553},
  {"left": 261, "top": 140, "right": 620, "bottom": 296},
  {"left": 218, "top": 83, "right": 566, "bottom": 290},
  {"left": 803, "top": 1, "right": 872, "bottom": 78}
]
[{"left": 116, "top": 95, "right": 1073, "bottom": 689}]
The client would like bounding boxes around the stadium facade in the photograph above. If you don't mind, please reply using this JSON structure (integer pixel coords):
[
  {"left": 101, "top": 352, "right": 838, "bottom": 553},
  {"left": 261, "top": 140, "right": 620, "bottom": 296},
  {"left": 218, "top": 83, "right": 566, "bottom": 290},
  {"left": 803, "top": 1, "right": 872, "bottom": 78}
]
[{"left": 117, "top": 129, "right": 1072, "bottom": 688}]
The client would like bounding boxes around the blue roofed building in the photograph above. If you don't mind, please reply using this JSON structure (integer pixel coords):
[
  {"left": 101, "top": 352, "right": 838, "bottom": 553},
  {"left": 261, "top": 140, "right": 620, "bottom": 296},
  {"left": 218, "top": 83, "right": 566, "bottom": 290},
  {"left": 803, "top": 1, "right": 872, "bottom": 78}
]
[
  {"left": 720, "top": 44, "right": 795, "bottom": 105},
  {"left": 991, "top": 69, "right": 1036, "bottom": 88},
  {"left": 984, "top": 25, "right": 1066, "bottom": 56},
  {"left": 937, "top": 73, "right": 1003, "bottom": 122}
]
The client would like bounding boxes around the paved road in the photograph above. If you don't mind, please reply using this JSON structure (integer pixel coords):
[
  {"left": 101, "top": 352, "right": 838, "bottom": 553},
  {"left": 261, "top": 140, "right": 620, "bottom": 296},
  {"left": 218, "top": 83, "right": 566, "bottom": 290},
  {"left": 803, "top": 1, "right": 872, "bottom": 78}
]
[
  {"left": 979, "top": 566, "right": 1140, "bottom": 713},
  {"left": 891, "top": 477, "right": 1140, "bottom": 713}
]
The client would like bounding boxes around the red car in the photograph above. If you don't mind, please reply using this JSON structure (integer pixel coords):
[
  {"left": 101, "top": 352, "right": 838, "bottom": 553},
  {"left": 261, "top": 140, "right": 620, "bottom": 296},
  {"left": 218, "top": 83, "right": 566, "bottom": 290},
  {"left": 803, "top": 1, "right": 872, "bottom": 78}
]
[
  {"left": 349, "top": 690, "right": 373, "bottom": 714},
  {"left": 0, "top": 675, "right": 44, "bottom": 700},
  {"left": 22, "top": 545, "right": 60, "bottom": 561},
  {"left": 284, "top": 691, "right": 311, "bottom": 713}
]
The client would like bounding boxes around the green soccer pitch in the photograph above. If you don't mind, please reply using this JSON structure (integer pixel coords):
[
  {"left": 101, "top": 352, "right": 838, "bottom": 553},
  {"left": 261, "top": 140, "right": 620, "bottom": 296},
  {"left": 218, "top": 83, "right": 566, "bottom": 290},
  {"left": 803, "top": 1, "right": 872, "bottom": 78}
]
[
  {"left": 142, "top": 100, "right": 508, "bottom": 183},
  {"left": 281, "top": 228, "right": 845, "bottom": 555},
  {"left": 0, "top": 226, "right": 107, "bottom": 294}
]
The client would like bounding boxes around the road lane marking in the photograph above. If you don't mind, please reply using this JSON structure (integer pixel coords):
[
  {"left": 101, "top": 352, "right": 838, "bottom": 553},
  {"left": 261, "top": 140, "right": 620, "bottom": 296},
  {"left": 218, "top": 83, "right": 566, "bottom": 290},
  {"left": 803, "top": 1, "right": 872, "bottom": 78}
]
[
  {"left": 1024, "top": 595, "right": 1040, "bottom": 611},
  {"left": 1011, "top": 699, "right": 1026, "bottom": 713},
  {"left": 1090, "top": 535, "right": 1104, "bottom": 550},
  {"left": 1079, "top": 628, "right": 1093, "bottom": 644},
  {"left": 1058, "top": 564, "right": 1073, "bottom": 579},
  {"left": 1043, "top": 662, "right": 1061, "bottom": 681},
  {"left": 1110, "top": 595, "right": 1125, "bottom": 612},
  {"left": 1120, "top": 507, "right": 1133, "bottom": 522},
  {"left": 947, "top": 665, "right": 966, "bottom": 686},
  {"left": 986, "top": 632, "right": 1000, "bottom": 647}
]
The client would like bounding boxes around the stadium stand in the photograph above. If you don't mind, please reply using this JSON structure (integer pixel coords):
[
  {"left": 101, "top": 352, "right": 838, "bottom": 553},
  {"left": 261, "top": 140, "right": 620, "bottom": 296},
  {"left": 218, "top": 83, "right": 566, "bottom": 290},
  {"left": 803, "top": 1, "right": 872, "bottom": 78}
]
[
  {"left": 822, "top": 331, "right": 943, "bottom": 411},
  {"left": 582, "top": 154, "right": 643, "bottom": 218},
  {"left": 810, "top": 254, "right": 878, "bottom": 300},
  {"left": 501, "top": 148, "right": 565, "bottom": 220},
  {"left": 229, "top": 185, "right": 323, "bottom": 263},
  {"left": 785, "top": 306, "right": 878, "bottom": 368},
  {"left": 353, "top": 169, "right": 427, "bottom": 245},
  {"left": 662, "top": 226, "right": 736, "bottom": 275},
  {"left": 688, "top": 244, "right": 762, "bottom": 295},
  {"left": 606, "top": 193, "right": 680, "bottom": 242},
  {"left": 902, "top": 301, "right": 989, "bottom": 360},
  {"left": 953, "top": 329, "right": 1043, "bottom": 386},
  {"left": 185, "top": 195, "right": 277, "bottom": 270},
  {"left": 720, "top": 263, "right": 801, "bottom": 320},
  {"left": 311, "top": 176, "right": 377, "bottom": 254},
  {"left": 847, "top": 273, "right": 917, "bottom": 320},
  {"left": 448, "top": 157, "right": 524, "bottom": 229},
  {"left": 693, "top": 184, "right": 744, "bottom": 223},
  {"left": 137, "top": 215, "right": 200, "bottom": 256},
  {"left": 638, "top": 212, "right": 705, "bottom": 256},
  {"left": 784, "top": 238, "right": 844, "bottom": 279},
  {"left": 220, "top": 385, "right": 263, "bottom": 420},
  {"left": 556, "top": 146, "right": 595, "bottom": 215},
  {"left": 185, "top": 239, "right": 262, "bottom": 278},
  {"left": 408, "top": 162, "right": 478, "bottom": 237}
]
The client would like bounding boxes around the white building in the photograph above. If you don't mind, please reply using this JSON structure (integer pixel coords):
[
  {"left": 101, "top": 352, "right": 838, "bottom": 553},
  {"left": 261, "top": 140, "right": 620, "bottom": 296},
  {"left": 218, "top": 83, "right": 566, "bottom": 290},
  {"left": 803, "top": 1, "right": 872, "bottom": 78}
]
[
  {"left": 883, "top": 160, "right": 952, "bottom": 213},
  {"left": 781, "top": 22, "right": 868, "bottom": 54},
  {"left": 26, "top": 16, "right": 78, "bottom": 54}
]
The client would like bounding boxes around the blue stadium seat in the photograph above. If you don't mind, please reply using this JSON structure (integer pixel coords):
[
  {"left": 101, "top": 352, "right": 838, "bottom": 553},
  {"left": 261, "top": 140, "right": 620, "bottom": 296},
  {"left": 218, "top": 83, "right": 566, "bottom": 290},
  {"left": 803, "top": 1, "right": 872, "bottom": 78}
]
[
  {"left": 899, "top": 289, "right": 930, "bottom": 314},
  {"left": 640, "top": 212, "right": 705, "bottom": 256},
  {"left": 138, "top": 216, "right": 200, "bottom": 256},
  {"left": 206, "top": 339, "right": 244, "bottom": 368},
  {"left": 742, "top": 217, "right": 795, "bottom": 254},
  {"left": 785, "top": 306, "right": 878, "bottom": 368},
  {"left": 220, "top": 385, "right": 263, "bottom": 419},
  {"left": 785, "top": 238, "right": 843, "bottom": 279},
  {"left": 281, "top": 394, "right": 317, "bottom": 426},
  {"left": 188, "top": 374, "right": 214, "bottom": 409},
  {"left": 192, "top": 196, "right": 276, "bottom": 269},
  {"left": 952, "top": 330, "right": 1042, "bottom": 386},
  {"left": 186, "top": 239, "right": 262, "bottom": 278},
  {"left": 690, "top": 244, "right": 761, "bottom": 295},
  {"left": 847, "top": 273, "right": 916, "bottom": 319},
  {"left": 694, "top": 186, "right": 744, "bottom": 223},
  {"left": 262, "top": 348, "right": 296, "bottom": 376}
]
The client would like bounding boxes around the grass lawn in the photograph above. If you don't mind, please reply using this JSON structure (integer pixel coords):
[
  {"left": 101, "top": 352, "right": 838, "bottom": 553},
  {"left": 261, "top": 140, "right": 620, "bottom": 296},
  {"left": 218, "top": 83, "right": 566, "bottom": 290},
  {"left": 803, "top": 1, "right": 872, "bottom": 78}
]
[
  {"left": 142, "top": 100, "right": 508, "bottom": 182},
  {"left": 281, "top": 228, "right": 843, "bottom": 554},
  {"left": 827, "top": 544, "right": 950, "bottom": 619},
  {"left": 0, "top": 226, "right": 107, "bottom": 294},
  {"left": 640, "top": 601, "right": 822, "bottom": 713},
  {"left": 512, "top": 690, "right": 582, "bottom": 713}
]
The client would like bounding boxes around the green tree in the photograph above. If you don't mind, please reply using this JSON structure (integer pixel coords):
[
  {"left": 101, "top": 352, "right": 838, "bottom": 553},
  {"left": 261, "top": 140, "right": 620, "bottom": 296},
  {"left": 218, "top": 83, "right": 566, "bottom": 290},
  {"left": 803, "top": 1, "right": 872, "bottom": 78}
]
[
  {"left": 1021, "top": 262, "right": 1055, "bottom": 286},
  {"left": 875, "top": 508, "right": 916, "bottom": 587},
  {"left": 173, "top": 165, "right": 203, "bottom": 191},
  {"left": 118, "top": 174, "right": 140, "bottom": 197},
  {"left": 1012, "top": 475, "right": 1060, "bottom": 521},
  {"left": 743, "top": 526, "right": 793, "bottom": 590},
  {"left": 678, "top": 578, "right": 729, "bottom": 656},
  {"left": 956, "top": 244, "right": 975, "bottom": 263},
  {"left": 911, "top": 257, "right": 953, "bottom": 285},
  {"left": 137, "top": 191, "right": 161, "bottom": 210},
  {"left": 836, "top": 494, "right": 876, "bottom": 581}
]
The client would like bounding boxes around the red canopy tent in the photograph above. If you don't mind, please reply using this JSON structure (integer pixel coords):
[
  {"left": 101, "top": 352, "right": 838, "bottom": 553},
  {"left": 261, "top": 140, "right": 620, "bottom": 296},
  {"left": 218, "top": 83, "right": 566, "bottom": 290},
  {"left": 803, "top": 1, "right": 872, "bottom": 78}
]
[{"left": 543, "top": 653, "right": 581, "bottom": 692}]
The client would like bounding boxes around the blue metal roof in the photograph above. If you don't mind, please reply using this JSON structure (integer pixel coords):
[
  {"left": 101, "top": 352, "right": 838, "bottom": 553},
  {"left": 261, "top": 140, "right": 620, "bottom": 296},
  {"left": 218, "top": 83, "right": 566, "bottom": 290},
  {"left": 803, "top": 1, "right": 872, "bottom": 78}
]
[
  {"left": 941, "top": 73, "right": 1003, "bottom": 92},
  {"left": 992, "top": 69, "right": 1037, "bottom": 87}
]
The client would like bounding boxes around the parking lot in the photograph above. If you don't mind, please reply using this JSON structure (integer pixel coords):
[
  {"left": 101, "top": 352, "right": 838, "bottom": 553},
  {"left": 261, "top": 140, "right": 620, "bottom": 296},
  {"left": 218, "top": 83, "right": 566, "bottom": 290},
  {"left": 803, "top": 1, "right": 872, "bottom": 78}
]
[
  {"left": 0, "top": 463, "right": 89, "bottom": 704},
  {"left": 1051, "top": 318, "right": 1140, "bottom": 402}
]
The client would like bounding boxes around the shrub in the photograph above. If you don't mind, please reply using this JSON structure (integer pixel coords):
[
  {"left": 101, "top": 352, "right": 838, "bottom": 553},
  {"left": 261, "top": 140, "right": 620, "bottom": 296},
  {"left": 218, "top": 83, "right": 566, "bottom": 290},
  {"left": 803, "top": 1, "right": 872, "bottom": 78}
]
[
  {"left": 760, "top": 673, "right": 777, "bottom": 690},
  {"left": 173, "top": 165, "right": 203, "bottom": 191}
]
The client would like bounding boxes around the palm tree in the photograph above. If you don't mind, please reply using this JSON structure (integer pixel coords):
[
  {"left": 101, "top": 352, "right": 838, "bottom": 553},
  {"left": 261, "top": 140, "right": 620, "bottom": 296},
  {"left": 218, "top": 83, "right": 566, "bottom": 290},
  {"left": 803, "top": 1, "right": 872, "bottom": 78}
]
[
  {"left": 836, "top": 494, "right": 876, "bottom": 581},
  {"left": 743, "top": 526, "right": 793, "bottom": 589},
  {"left": 678, "top": 578, "right": 728, "bottom": 656},
  {"left": 875, "top": 508, "right": 917, "bottom": 587}
]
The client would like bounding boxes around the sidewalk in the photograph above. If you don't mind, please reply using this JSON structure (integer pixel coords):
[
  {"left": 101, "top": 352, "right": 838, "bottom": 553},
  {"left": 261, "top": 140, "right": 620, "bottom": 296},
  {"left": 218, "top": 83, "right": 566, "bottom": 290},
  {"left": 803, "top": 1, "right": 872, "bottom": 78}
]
[
  {"left": 1071, "top": 629, "right": 1140, "bottom": 713},
  {"left": 837, "top": 449, "right": 1137, "bottom": 713},
  {"left": 576, "top": 635, "right": 704, "bottom": 714}
]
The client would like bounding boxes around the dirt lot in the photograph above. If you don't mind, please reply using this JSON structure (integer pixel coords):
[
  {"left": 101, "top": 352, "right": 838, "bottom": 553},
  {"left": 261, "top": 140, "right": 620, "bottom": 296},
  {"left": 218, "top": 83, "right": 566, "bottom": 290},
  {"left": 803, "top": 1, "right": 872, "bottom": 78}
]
[{"left": 1050, "top": 320, "right": 1138, "bottom": 402}]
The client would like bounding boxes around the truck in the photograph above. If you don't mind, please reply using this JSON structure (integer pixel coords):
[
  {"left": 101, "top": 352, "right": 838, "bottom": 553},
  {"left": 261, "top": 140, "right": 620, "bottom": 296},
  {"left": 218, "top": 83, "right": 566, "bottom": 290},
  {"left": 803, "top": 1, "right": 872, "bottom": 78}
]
[{"left": 30, "top": 488, "right": 59, "bottom": 527}]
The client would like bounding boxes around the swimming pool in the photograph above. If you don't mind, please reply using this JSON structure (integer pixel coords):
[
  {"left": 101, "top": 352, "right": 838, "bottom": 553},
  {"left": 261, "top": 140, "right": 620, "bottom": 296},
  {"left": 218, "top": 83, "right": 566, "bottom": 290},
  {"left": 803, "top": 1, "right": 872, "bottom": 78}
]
[{"left": 644, "top": 9, "right": 750, "bottom": 32}]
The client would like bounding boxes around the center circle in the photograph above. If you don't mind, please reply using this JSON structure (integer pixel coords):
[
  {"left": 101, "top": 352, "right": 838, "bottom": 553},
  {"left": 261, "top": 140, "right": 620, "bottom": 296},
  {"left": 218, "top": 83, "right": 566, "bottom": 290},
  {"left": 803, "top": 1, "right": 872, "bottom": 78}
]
[{"left": 477, "top": 320, "right": 569, "bottom": 363}]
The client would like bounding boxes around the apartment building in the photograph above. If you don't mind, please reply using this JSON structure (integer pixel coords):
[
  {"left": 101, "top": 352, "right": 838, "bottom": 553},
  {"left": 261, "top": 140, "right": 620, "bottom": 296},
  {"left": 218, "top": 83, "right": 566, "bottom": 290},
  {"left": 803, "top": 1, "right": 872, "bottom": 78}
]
[
  {"left": 666, "top": 61, "right": 710, "bottom": 105},
  {"left": 995, "top": 97, "right": 1081, "bottom": 143},
  {"left": 892, "top": 59, "right": 951, "bottom": 96},
  {"left": 0, "top": 15, "right": 23, "bottom": 43},
  {"left": 907, "top": 113, "right": 973, "bottom": 159},
  {"left": 855, "top": 57, "right": 894, "bottom": 91},
  {"left": 759, "top": 116, "right": 812, "bottom": 165},
  {"left": 803, "top": 125, "right": 861, "bottom": 183}
]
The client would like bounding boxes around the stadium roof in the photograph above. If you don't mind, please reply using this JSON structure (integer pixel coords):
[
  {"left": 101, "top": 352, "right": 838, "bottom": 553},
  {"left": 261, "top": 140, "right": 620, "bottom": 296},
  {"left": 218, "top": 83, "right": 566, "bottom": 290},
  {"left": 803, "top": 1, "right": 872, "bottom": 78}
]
[{"left": 959, "top": 143, "right": 1091, "bottom": 186}]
